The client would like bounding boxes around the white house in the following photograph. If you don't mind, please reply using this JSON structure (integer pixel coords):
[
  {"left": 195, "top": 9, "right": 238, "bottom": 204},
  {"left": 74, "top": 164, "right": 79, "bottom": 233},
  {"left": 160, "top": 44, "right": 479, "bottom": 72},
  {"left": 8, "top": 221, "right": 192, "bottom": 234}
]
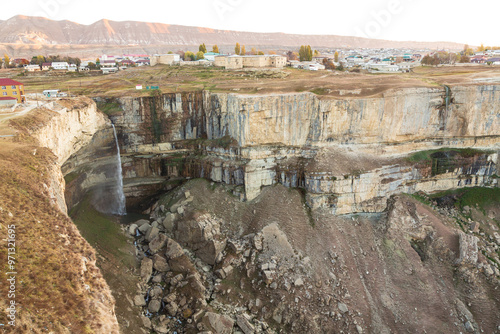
[
  {"left": 25, "top": 64, "right": 41, "bottom": 72},
  {"left": 68, "top": 64, "right": 77, "bottom": 72},
  {"left": 102, "top": 67, "right": 118, "bottom": 74},
  {"left": 79, "top": 61, "right": 90, "bottom": 71},
  {"left": 51, "top": 62, "right": 69, "bottom": 70}
]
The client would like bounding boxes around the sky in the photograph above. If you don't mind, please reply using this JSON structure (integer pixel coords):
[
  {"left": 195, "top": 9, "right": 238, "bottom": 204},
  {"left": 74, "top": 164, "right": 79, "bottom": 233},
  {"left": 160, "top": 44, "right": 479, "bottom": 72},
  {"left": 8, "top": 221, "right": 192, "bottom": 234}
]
[{"left": 1, "top": 0, "right": 499, "bottom": 47}]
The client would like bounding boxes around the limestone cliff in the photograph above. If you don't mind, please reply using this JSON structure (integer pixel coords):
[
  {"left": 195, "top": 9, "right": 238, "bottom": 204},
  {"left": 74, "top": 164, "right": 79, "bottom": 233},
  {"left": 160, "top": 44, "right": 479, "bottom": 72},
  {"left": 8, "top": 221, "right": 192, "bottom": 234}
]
[
  {"left": 5, "top": 98, "right": 120, "bottom": 333},
  {"left": 110, "top": 85, "right": 499, "bottom": 151},
  {"left": 99, "top": 85, "right": 498, "bottom": 214},
  {"left": 28, "top": 98, "right": 108, "bottom": 213}
]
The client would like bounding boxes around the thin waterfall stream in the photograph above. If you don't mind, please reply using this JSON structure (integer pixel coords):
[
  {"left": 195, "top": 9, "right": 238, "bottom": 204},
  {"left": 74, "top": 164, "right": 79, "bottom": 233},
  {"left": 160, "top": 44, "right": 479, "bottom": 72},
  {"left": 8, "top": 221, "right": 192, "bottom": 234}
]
[{"left": 111, "top": 123, "right": 127, "bottom": 216}]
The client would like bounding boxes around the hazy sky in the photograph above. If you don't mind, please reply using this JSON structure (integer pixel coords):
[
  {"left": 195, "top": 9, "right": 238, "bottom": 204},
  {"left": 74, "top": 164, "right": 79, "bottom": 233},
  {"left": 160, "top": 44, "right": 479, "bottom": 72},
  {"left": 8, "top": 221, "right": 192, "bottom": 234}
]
[{"left": 2, "top": 0, "right": 499, "bottom": 46}]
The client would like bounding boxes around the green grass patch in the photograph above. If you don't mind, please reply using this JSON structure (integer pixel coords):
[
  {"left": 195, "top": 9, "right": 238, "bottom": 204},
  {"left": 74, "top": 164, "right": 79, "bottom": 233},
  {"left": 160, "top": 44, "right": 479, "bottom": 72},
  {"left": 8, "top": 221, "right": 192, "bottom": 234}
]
[
  {"left": 69, "top": 195, "right": 135, "bottom": 268},
  {"left": 310, "top": 87, "right": 329, "bottom": 95},
  {"left": 96, "top": 100, "right": 123, "bottom": 115},
  {"left": 64, "top": 171, "right": 80, "bottom": 184},
  {"left": 430, "top": 187, "right": 500, "bottom": 215},
  {"left": 408, "top": 192, "right": 432, "bottom": 206},
  {"left": 406, "top": 148, "right": 489, "bottom": 163}
]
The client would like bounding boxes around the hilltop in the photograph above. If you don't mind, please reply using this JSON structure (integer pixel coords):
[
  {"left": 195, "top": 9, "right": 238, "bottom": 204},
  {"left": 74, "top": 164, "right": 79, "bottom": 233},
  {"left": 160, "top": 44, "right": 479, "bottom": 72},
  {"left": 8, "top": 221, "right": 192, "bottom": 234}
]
[{"left": 0, "top": 15, "right": 465, "bottom": 58}]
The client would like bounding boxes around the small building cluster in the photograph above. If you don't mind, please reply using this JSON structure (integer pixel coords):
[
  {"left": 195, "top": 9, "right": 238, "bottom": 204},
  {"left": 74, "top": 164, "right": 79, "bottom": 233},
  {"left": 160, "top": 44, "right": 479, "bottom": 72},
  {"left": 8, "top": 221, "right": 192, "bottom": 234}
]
[
  {"left": 0, "top": 78, "right": 25, "bottom": 106},
  {"left": 213, "top": 55, "right": 287, "bottom": 70}
]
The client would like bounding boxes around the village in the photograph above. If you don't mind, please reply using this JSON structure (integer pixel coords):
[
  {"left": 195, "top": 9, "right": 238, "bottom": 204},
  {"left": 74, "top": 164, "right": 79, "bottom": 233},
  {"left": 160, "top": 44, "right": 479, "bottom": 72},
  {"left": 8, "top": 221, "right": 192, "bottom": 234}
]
[
  {"left": 2, "top": 43, "right": 500, "bottom": 76},
  {"left": 1, "top": 43, "right": 500, "bottom": 112}
]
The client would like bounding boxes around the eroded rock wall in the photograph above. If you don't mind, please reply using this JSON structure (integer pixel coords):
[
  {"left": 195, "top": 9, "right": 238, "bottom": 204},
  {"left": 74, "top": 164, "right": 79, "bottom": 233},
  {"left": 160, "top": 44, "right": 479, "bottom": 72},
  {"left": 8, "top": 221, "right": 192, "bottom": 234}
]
[{"left": 101, "top": 85, "right": 499, "bottom": 213}]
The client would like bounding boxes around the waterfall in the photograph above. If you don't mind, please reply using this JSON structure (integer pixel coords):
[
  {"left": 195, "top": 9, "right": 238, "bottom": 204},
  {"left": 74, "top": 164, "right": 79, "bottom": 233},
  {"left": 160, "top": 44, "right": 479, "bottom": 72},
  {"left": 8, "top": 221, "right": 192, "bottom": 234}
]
[{"left": 111, "top": 124, "right": 127, "bottom": 216}]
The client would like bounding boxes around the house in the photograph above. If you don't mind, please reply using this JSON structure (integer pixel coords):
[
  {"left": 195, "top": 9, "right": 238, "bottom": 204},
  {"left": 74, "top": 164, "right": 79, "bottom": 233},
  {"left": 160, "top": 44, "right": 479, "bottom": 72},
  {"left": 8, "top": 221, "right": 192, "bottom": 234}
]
[
  {"left": 471, "top": 56, "right": 487, "bottom": 64},
  {"left": 79, "top": 61, "right": 90, "bottom": 71},
  {"left": 68, "top": 64, "right": 78, "bottom": 72},
  {"left": 487, "top": 57, "right": 500, "bottom": 65},
  {"left": 0, "top": 97, "right": 17, "bottom": 108},
  {"left": 100, "top": 60, "right": 116, "bottom": 68},
  {"left": 135, "top": 59, "right": 150, "bottom": 66},
  {"left": 52, "top": 62, "right": 69, "bottom": 70},
  {"left": 0, "top": 78, "right": 25, "bottom": 103},
  {"left": 25, "top": 64, "right": 41, "bottom": 72},
  {"left": 214, "top": 55, "right": 287, "bottom": 69},
  {"left": 102, "top": 67, "right": 118, "bottom": 74},
  {"left": 203, "top": 52, "right": 219, "bottom": 62},
  {"left": 43, "top": 89, "right": 60, "bottom": 97},
  {"left": 42, "top": 63, "right": 52, "bottom": 71},
  {"left": 119, "top": 59, "right": 135, "bottom": 67},
  {"left": 150, "top": 54, "right": 180, "bottom": 66}
]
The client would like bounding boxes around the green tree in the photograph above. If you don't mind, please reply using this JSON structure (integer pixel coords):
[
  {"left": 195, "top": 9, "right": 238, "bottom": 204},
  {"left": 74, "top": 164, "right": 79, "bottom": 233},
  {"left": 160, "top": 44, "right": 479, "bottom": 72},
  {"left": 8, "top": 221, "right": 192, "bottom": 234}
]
[
  {"left": 258, "top": 51, "right": 264, "bottom": 55},
  {"left": 334, "top": 51, "right": 339, "bottom": 63},
  {"left": 168, "top": 51, "right": 173, "bottom": 54},
  {"left": 184, "top": 51, "right": 195, "bottom": 61},
  {"left": 241, "top": 45, "right": 246, "bottom": 55},
  {"left": 235, "top": 43, "right": 241, "bottom": 55},
  {"left": 4, "top": 54, "right": 10, "bottom": 68},
  {"left": 314, "top": 50, "right": 320, "bottom": 57},
  {"left": 463, "top": 44, "right": 474, "bottom": 56},
  {"left": 199, "top": 43, "right": 207, "bottom": 53},
  {"left": 460, "top": 55, "right": 470, "bottom": 63},
  {"left": 299, "top": 45, "right": 313, "bottom": 61},
  {"left": 212, "top": 45, "right": 219, "bottom": 53},
  {"left": 0, "top": 58, "right": 3, "bottom": 69},
  {"left": 196, "top": 51, "right": 205, "bottom": 60}
]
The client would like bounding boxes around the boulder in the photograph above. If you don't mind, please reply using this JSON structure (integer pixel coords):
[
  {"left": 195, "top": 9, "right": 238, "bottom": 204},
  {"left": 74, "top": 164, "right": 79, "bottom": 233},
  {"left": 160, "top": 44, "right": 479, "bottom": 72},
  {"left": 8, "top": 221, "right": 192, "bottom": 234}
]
[
  {"left": 141, "top": 315, "right": 152, "bottom": 329},
  {"left": 134, "top": 294, "right": 146, "bottom": 307},
  {"left": 128, "top": 224, "right": 138, "bottom": 236},
  {"left": 236, "top": 314, "right": 255, "bottom": 334},
  {"left": 153, "top": 254, "right": 170, "bottom": 272},
  {"left": 148, "top": 299, "right": 162, "bottom": 313},
  {"left": 138, "top": 223, "right": 152, "bottom": 235},
  {"left": 294, "top": 278, "right": 304, "bottom": 287},
  {"left": 165, "top": 238, "right": 185, "bottom": 260},
  {"left": 146, "top": 226, "right": 160, "bottom": 242},
  {"left": 163, "top": 213, "right": 177, "bottom": 233},
  {"left": 150, "top": 285, "right": 164, "bottom": 300},
  {"left": 165, "top": 301, "right": 179, "bottom": 317},
  {"left": 136, "top": 219, "right": 150, "bottom": 227},
  {"left": 140, "top": 257, "right": 153, "bottom": 283},
  {"left": 174, "top": 214, "right": 227, "bottom": 265},
  {"left": 149, "top": 234, "right": 168, "bottom": 254},
  {"left": 338, "top": 302, "right": 349, "bottom": 314},
  {"left": 204, "top": 312, "right": 234, "bottom": 334},
  {"left": 165, "top": 238, "right": 196, "bottom": 274},
  {"left": 457, "top": 232, "right": 479, "bottom": 265}
]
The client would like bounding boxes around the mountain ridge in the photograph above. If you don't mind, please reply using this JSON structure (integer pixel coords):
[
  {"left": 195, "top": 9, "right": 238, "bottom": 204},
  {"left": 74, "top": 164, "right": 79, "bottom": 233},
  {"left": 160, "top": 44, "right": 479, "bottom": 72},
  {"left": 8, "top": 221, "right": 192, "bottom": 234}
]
[{"left": 0, "top": 15, "right": 464, "bottom": 50}]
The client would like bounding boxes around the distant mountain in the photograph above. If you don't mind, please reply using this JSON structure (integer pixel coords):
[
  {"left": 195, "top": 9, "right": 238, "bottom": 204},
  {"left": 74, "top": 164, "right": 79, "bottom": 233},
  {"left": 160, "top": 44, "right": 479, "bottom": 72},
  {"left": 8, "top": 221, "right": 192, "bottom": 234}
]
[{"left": 0, "top": 15, "right": 464, "bottom": 58}]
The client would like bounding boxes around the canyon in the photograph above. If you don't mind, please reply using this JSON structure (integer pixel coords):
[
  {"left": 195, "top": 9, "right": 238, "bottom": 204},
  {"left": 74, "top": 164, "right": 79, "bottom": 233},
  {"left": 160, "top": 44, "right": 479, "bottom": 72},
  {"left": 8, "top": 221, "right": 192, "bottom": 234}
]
[{"left": 1, "top": 78, "right": 499, "bottom": 333}]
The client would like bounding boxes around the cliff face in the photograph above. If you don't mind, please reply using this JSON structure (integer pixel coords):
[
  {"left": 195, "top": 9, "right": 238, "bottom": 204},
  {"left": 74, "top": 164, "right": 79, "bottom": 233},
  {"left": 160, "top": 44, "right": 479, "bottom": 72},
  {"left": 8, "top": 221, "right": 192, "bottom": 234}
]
[
  {"left": 102, "top": 85, "right": 499, "bottom": 213},
  {"left": 111, "top": 85, "right": 499, "bottom": 150},
  {"left": 7, "top": 98, "right": 120, "bottom": 333},
  {"left": 28, "top": 99, "right": 108, "bottom": 213},
  {"left": 206, "top": 85, "right": 499, "bottom": 149}
]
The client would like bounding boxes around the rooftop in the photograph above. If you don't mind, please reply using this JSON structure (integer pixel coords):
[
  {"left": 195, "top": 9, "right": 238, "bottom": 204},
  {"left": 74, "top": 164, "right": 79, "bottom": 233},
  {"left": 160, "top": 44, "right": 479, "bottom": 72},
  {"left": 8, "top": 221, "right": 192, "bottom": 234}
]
[
  {"left": 0, "top": 97, "right": 17, "bottom": 101},
  {"left": 0, "top": 78, "right": 23, "bottom": 86}
]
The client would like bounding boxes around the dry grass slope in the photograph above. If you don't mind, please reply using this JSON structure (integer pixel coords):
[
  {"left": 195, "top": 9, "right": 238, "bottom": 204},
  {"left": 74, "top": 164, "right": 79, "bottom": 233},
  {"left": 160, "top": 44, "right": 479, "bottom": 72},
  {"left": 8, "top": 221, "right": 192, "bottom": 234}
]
[{"left": 0, "top": 119, "right": 117, "bottom": 333}]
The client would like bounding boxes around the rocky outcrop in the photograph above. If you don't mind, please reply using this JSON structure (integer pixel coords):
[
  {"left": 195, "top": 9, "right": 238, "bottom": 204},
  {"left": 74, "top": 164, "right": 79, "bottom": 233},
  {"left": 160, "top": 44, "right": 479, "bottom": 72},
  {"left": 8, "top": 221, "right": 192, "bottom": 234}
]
[
  {"left": 110, "top": 86, "right": 500, "bottom": 151},
  {"left": 28, "top": 98, "right": 108, "bottom": 213},
  {"left": 94, "top": 86, "right": 500, "bottom": 214}
]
